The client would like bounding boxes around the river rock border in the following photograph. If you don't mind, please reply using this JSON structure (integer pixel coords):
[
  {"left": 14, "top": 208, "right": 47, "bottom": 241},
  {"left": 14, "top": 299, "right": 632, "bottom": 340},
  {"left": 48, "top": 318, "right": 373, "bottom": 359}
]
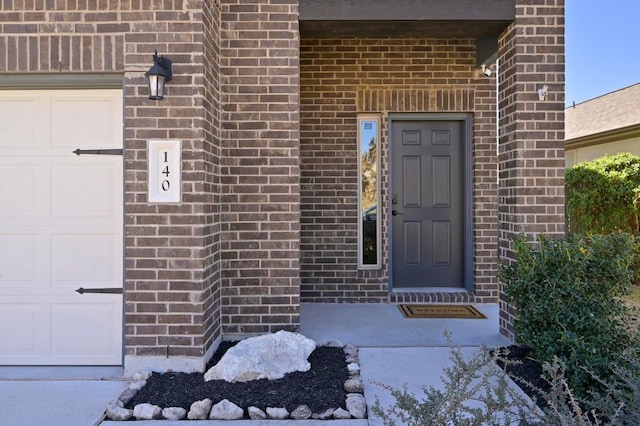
[{"left": 105, "top": 343, "right": 366, "bottom": 421}]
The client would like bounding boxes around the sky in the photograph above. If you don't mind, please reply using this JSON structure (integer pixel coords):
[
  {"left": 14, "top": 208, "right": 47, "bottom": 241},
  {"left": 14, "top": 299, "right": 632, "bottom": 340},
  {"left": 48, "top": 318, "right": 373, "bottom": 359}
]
[{"left": 566, "top": 0, "right": 640, "bottom": 106}]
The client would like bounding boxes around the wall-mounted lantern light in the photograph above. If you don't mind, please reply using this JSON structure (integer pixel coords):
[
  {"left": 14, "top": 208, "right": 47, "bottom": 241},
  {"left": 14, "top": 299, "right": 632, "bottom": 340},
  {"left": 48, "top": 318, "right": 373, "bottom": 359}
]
[{"left": 145, "top": 51, "right": 172, "bottom": 100}]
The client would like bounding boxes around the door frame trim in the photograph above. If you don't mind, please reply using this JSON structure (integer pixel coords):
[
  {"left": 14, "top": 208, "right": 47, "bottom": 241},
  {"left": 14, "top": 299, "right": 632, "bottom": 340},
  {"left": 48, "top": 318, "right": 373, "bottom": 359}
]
[{"left": 388, "top": 113, "right": 473, "bottom": 292}]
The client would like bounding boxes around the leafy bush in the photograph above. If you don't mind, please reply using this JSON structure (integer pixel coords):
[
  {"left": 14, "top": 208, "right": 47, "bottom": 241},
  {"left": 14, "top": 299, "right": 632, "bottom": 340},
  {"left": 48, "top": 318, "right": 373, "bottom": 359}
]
[
  {"left": 585, "top": 341, "right": 640, "bottom": 425},
  {"left": 566, "top": 152, "right": 640, "bottom": 235},
  {"left": 500, "top": 233, "right": 638, "bottom": 399}
]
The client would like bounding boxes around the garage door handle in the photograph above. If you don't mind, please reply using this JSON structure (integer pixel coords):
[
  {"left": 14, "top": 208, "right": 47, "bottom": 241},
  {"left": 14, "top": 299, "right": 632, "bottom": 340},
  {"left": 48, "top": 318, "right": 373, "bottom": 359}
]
[
  {"left": 72, "top": 148, "right": 123, "bottom": 156},
  {"left": 75, "top": 287, "right": 123, "bottom": 295}
]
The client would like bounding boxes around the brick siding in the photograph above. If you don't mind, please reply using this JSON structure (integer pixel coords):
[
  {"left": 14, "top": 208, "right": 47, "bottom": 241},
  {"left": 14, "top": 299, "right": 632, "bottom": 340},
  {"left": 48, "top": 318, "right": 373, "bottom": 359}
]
[
  {"left": 497, "top": 0, "right": 566, "bottom": 340},
  {"left": 299, "top": 38, "right": 500, "bottom": 304},
  {"left": 201, "top": 0, "right": 224, "bottom": 359},
  {"left": 219, "top": 0, "right": 301, "bottom": 336}
]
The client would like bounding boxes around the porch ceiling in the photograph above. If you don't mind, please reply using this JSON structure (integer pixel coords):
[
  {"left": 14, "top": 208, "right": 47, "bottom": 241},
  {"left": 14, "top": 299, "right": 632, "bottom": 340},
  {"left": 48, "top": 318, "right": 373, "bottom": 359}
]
[
  {"left": 299, "top": 0, "right": 515, "bottom": 38},
  {"left": 300, "top": 20, "right": 512, "bottom": 38}
]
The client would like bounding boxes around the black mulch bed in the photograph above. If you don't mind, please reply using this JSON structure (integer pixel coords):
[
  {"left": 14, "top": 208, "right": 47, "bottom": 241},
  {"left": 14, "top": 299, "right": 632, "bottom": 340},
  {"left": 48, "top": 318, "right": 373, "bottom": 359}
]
[
  {"left": 496, "top": 345, "right": 549, "bottom": 409},
  {"left": 125, "top": 342, "right": 350, "bottom": 415}
]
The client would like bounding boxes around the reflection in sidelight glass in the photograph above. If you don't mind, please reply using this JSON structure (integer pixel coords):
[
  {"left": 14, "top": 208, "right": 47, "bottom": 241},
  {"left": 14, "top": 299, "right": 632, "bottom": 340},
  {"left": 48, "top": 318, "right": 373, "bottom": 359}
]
[{"left": 358, "top": 115, "right": 380, "bottom": 267}]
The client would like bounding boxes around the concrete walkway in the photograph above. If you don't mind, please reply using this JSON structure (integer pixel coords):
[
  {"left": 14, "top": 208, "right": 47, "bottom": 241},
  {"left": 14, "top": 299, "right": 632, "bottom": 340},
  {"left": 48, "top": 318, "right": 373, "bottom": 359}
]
[
  {"left": 0, "top": 367, "right": 129, "bottom": 426},
  {"left": 0, "top": 303, "right": 514, "bottom": 425}
]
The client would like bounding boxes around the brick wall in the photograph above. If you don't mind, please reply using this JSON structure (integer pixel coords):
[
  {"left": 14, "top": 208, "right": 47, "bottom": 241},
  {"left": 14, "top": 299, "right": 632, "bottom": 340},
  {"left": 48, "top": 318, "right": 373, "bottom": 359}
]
[
  {"left": 121, "top": 2, "right": 221, "bottom": 371},
  {"left": 299, "top": 38, "right": 499, "bottom": 304},
  {"left": 219, "top": 0, "right": 301, "bottom": 336},
  {"left": 497, "top": 0, "right": 566, "bottom": 340},
  {"left": 0, "top": 2, "right": 125, "bottom": 72},
  {"left": 201, "top": 0, "right": 223, "bottom": 361},
  {"left": 0, "top": 1, "right": 224, "bottom": 372}
]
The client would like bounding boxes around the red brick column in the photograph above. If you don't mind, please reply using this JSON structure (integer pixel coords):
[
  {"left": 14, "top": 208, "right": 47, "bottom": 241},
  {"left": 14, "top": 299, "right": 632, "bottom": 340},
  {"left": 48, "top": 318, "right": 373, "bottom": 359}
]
[
  {"left": 497, "top": 0, "right": 566, "bottom": 340},
  {"left": 219, "top": 0, "right": 301, "bottom": 335}
]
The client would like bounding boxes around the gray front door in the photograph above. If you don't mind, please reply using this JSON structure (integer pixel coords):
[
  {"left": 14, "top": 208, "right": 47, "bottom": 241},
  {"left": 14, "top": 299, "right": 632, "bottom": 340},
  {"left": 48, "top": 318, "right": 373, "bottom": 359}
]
[{"left": 391, "top": 120, "right": 464, "bottom": 288}]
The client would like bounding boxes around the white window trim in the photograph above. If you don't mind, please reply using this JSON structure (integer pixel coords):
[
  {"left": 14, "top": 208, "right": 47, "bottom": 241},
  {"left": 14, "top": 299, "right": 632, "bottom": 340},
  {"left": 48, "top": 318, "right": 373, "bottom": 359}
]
[{"left": 357, "top": 114, "right": 382, "bottom": 269}]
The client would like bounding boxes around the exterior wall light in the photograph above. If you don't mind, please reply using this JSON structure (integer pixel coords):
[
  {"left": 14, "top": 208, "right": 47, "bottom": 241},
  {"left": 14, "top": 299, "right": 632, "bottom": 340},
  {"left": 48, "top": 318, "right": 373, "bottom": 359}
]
[
  {"left": 145, "top": 51, "right": 172, "bottom": 100},
  {"left": 538, "top": 84, "right": 549, "bottom": 101}
]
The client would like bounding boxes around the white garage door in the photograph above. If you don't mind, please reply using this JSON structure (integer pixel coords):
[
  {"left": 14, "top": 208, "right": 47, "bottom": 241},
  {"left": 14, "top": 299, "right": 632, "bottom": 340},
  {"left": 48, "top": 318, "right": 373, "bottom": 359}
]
[{"left": 0, "top": 89, "right": 123, "bottom": 365}]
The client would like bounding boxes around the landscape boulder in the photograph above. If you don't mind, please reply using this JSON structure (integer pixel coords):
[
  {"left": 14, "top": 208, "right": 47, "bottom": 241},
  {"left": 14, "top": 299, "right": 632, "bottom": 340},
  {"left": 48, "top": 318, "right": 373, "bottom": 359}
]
[
  {"left": 106, "top": 400, "right": 132, "bottom": 421},
  {"left": 346, "top": 393, "right": 367, "bottom": 419},
  {"left": 187, "top": 398, "right": 212, "bottom": 420},
  {"left": 204, "top": 330, "right": 316, "bottom": 382},
  {"left": 209, "top": 399, "right": 244, "bottom": 420},
  {"left": 133, "top": 403, "right": 161, "bottom": 420},
  {"left": 162, "top": 407, "right": 186, "bottom": 420},
  {"left": 291, "top": 404, "right": 312, "bottom": 420},
  {"left": 333, "top": 407, "right": 352, "bottom": 419},
  {"left": 344, "top": 377, "right": 363, "bottom": 392},
  {"left": 266, "top": 406, "right": 290, "bottom": 420},
  {"left": 248, "top": 406, "right": 267, "bottom": 420}
]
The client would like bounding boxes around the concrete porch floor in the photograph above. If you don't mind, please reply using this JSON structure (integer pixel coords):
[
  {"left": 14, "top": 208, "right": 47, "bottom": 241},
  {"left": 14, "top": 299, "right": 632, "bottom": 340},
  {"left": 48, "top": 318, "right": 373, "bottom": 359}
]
[{"left": 300, "top": 302, "right": 510, "bottom": 348}]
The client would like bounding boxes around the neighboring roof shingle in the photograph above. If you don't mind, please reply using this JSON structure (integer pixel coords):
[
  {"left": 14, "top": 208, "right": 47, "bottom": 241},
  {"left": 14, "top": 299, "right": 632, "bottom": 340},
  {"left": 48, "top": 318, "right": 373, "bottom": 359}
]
[{"left": 565, "top": 82, "right": 640, "bottom": 141}]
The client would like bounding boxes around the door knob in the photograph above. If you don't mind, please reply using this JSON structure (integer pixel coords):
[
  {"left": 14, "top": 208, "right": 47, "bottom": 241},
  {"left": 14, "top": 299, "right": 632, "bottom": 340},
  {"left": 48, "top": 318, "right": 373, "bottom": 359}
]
[{"left": 392, "top": 210, "right": 403, "bottom": 216}]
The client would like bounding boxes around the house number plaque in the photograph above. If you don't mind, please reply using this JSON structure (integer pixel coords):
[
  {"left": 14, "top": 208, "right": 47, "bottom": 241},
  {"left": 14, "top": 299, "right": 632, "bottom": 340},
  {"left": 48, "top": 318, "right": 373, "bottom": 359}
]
[{"left": 148, "top": 139, "right": 181, "bottom": 203}]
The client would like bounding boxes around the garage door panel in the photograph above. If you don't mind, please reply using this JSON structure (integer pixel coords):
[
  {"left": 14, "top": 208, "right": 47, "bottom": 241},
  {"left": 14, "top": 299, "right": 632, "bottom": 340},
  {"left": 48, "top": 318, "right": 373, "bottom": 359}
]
[
  {"left": 51, "top": 234, "right": 116, "bottom": 285},
  {"left": 0, "top": 164, "right": 39, "bottom": 217},
  {"left": 51, "top": 96, "right": 119, "bottom": 150},
  {"left": 51, "top": 162, "right": 120, "bottom": 219},
  {"left": 0, "top": 96, "right": 41, "bottom": 150},
  {"left": 51, "top": 302, "right": 118, "bottom": 357},
  {"left": 0, "top": 234, "right": 39, "bottom": 285},
  {"left": 0, "top": 89, "right": 123, "bottom": 366},
  {"left": 0, "top": 303, "right": 40, "bottom": 354}
]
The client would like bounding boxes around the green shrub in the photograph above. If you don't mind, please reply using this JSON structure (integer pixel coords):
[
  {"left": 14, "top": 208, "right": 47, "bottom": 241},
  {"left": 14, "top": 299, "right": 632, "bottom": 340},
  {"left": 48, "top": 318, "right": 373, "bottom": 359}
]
[
  {"left": 584, "top": 340, "right": 640, "bottom": 426},
  {"left": 566, "top": 152, "right": 640, "bottom": 235},
  {"left": 500, "top": 233, "right": 638, "bottom": 399}
]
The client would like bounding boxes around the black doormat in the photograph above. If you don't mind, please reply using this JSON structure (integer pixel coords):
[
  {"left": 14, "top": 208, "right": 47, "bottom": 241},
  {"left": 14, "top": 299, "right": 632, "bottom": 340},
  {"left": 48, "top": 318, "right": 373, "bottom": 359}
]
[{"left": 398, "top": 304, "right": 487, "bottom": 319}]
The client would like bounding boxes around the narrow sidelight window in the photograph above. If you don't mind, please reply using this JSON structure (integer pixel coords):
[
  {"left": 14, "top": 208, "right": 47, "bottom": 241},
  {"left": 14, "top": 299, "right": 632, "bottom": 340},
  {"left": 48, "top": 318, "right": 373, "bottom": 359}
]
[{"left": 358, "top": 115, "right": 381, "bottom": 268}]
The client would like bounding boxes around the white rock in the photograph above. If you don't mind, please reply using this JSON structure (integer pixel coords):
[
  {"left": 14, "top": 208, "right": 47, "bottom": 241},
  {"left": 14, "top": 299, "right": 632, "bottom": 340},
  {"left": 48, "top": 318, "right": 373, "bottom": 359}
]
[
  {"left": 162, "top": 407, "right": 187, "bottom": 420},
  {"left": 133, "top": 371, "right": 152, "bottom": 381},
  {"left": 322, "top": 340, "right": 344, "bottom": 347},
  {"left": 248, "top": 406, "right": 267, "bottom": 420},
  {"left": 117, "top": 388, "right": 137, "bottom": 405},
  {"left": 106, "top": 401, "right": 132, "bottom": 421},
  {"left": 128, "top": 380, "right": 147, "bottom": 391},
  {"left": 333, "top": 407, "right": 352, "bottom": 419},
  {"left": 347, "top": 362, "right": 360, "bottom": 374},
  {"left": 188, "top": 398, "right": 212, "bottom": 420},
  {"left": 343, "top": 344, "right": 358, "bottom": 357},
  {"left": 291, "top": 404, "right": 312, "bottom": 420},
  {"left": 344, "top": 377, "right": 364, "bottom": 392},
  {"left": 108, "top": 399, "right": 123, "bottom": 408},
  {"left": 133, "top": 403, "right": 161, "bottom": 420},
  {"left": 266, "top": 406, "right": 290, "bottom": 419},
  {"left": 315, "top": 408, "right": 335, "bottom": 420},
  {"left": 204, "top": 330, "right": 316, "bottom": 382},
  {"left": 209, "top": 399, "right": 244, "bottom": 420},
  {"left": 346, "top": 393, "right": 367, "bottom": 419}
]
